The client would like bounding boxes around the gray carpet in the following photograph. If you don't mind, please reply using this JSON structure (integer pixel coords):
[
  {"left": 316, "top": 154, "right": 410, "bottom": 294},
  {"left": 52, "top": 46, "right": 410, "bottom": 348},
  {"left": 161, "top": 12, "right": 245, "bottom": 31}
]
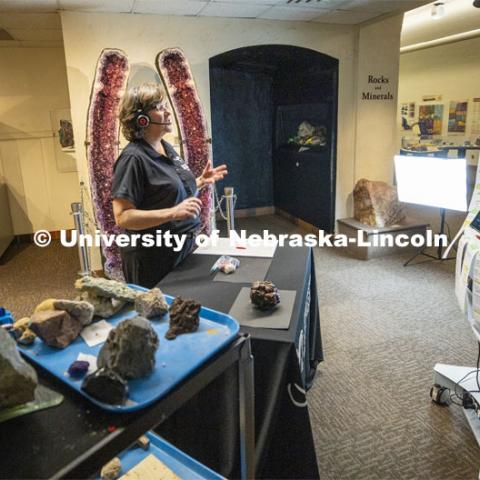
[{"left": 1, "top": 215, "right": 479, "bottom": 478}]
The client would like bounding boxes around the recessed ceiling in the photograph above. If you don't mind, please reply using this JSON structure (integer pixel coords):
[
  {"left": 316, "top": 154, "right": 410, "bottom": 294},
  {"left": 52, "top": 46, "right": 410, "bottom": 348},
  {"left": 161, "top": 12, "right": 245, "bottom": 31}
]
[
  {"left": 402, "top": 0, "right": 480, "bottom": 48},
  {"left": 0, "top": 0, "right": 430, "bottom": 48}
]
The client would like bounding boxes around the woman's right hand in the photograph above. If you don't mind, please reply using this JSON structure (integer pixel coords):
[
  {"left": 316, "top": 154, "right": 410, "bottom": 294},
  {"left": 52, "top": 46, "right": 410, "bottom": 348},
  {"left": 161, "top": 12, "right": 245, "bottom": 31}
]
[{"left": 171, "top": 197, "right": 202, "bottom": 220}]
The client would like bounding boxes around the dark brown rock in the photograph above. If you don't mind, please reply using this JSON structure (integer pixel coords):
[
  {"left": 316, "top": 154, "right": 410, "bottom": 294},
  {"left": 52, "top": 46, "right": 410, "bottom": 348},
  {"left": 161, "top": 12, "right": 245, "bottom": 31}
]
[
  {"left": 250, "top": 281, "right": 280, "bottom": 310},
  {"left": 353, "top": 178, "right": 405, "bottom": 227},
  {"left": 97, "top": 317, "right": 159, "bottom": 379},
  {"left": 0, "top": 328, "right": 38, "bottom": 408},
  {"left": 135, "top": 288, "right": 168, "bottom": 319},
  {"left": 30, "top": 309, "right": 83, "bottom": 349},
  {"left": 81, "top": 367, "right": 128, "bottom": 405},
  {"left": 165, "top": 297, "right": 201, "bottom": 340}
]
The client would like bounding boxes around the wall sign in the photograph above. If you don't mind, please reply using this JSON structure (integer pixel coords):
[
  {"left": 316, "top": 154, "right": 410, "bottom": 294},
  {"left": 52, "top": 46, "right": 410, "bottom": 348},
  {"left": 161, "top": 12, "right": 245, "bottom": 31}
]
[{"left": 361, "top": 74, "right": 394, "bottom": 101}]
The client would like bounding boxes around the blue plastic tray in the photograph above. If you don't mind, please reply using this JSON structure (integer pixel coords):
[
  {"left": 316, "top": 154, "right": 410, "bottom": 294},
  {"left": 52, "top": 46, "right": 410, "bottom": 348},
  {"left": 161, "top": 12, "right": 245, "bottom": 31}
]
[
  {"left": 19, "top": 286, "right": 239, "bottom": 412},
  {"left": 108, "top": 431, "right": 225, "bottom": 479}
]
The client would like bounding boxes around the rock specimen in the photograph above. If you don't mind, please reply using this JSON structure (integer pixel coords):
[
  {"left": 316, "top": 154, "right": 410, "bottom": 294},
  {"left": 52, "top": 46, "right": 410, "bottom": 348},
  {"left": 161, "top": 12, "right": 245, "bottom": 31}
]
[
  {"left": 101, "top": 457, "right": 122, "bottom": 480},
  {"left": 165, "top": 297, "right": 201, "bottom": 340},
  {"left": 34, "top": 298, "right": 56, "bottom": 313},
  {"left": 12, "top": 317, "right": 36, "bottom": 345},
  {"left": 68, "top": 360, "right": 90, "bottom": 378},
  {"left": 135, "top": 435, "right": 150, "bottom": 451},
  {"left": 79, "top": 291, "right": 125, "bottom": 319},
  {"left": 81, "top": 367, "right": 128, "bottom": 405},
  {"left": 134, "top": 288, "right": 168, "bottom": 319},
  {"left": 17, "top": 329, "right": 36, "bottom": 346},
  {"left": 250, "top": 281, "right": 281, "bottom": 311},
  {"left": 30, "top": 310, "right": 83, "bottom": 349},
  {"left": 54, "top": 300, "right": 94, "bottom": 326},
  {"left": 0, "top": 328, "right": 38, "bottom": 408},
  {"left": 75, "top": 276, "right": 138, "bottom": 303},
  {"left": 97, "top": 317, "right": 159, "bottom": 379},
  {"left": 353, "top": 178, "right": 405, "bottom": 228}
]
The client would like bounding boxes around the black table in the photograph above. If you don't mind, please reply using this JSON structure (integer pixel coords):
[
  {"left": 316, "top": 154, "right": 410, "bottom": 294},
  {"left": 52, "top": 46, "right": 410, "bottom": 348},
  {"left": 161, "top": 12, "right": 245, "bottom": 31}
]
[
  {"left": 0, "top": 335, "right": 254, "bottom": 480},
  {"left": 157, "top": 245, "right": 322, "bottom": 479}
]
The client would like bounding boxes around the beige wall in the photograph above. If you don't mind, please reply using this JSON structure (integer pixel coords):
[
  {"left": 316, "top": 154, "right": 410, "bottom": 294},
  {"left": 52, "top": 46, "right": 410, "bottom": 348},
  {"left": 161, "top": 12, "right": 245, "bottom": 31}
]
[
  {"left": 355, "top": 15, "right": 403, "bottom": 185},
  {"left": 398, "top": 37, "right": 480, "bottom": 232},
  {"left": 61, "top": 11, "right": 403, "bottom": 270},
  {"left": 0, "top": 47, "right": 80, "bottom": 234},
  {"left": 399, "top": 36, "right": 480, "bottom": 141}
]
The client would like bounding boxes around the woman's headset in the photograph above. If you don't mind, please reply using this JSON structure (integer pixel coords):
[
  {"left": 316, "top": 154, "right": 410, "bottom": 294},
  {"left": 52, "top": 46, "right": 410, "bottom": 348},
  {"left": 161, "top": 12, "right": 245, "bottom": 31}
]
[{"left": 132, "top": 86, "right": 151, "bottom": 129}]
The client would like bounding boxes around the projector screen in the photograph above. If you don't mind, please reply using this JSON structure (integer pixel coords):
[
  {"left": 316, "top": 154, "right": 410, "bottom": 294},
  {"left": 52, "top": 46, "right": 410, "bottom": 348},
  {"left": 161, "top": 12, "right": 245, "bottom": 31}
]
[{"left": 394, "top": 155, "right": 467, "bottom": 211}]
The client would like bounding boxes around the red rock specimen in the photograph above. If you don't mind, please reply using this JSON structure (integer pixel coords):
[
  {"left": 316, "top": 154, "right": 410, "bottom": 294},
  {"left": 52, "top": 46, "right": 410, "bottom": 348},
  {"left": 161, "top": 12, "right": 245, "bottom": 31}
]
[
  {"left": 86, "top": 49, "right": 129, "bottom": 280},
  {"left": 30, "top": 310, "right": 84, "bottom": 349},
  {"left": 353, "top": 178, "right": 405, "bottom": 227},
  {"left": 250, "top": 281, "right": 280, "bottom": 311},
  {"left": 156, "top": 48, "right": 213, "bottom": 234},
  {"left": 165, "top": 297, "right": 201, "bottom": 340}
]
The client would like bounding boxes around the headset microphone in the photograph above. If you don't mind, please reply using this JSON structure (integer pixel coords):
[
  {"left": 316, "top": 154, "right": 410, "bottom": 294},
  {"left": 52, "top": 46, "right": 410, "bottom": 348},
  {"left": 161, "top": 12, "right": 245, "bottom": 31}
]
[{"left": 149, "top": 120, "right": 171, "bottom": 126}]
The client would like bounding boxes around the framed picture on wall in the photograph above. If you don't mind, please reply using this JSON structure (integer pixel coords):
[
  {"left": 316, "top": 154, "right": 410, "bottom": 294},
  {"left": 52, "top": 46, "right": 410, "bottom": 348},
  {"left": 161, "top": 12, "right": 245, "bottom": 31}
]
[
  {"left": 50, "top": 109, "right": 77, "bottom": 173},
  {"left": 448, "top": 100, "right": 468, "bottom": 133},
  {"left": 418, "top": 104, "right": 443, "bottom": 135}
]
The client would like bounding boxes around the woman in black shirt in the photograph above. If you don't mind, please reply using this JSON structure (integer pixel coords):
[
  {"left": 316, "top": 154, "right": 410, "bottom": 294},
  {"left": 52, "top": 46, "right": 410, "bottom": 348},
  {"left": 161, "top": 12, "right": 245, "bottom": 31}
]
[{"left": 112, "top": 83, "right": 227, "bottom": 288}]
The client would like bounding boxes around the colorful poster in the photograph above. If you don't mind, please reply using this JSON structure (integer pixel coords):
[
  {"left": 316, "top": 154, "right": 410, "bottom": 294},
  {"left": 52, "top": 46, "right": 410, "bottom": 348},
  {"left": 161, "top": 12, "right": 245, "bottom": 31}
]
[
  {"left": 418, "top": 104, "right": 443, "bottom": 135},
  {"left": 448, "top": 100, "right": 468, "bottom": 133},
  {"left": 471, "top": 98, "right": 480, "bottom": 135}
]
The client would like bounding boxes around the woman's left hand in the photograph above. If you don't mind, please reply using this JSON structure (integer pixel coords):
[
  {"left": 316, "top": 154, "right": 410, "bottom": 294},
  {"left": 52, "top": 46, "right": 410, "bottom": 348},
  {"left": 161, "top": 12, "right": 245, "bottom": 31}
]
[{"left": 197, "top": 161, "right": 228, "bottom": 188}]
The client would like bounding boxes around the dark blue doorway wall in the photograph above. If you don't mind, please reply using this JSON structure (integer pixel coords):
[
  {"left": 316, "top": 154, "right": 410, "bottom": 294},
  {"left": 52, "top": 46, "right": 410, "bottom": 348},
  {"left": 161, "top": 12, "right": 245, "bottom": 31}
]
[{"left": 209, "top": 45, "right": 338, "bottom": 231}]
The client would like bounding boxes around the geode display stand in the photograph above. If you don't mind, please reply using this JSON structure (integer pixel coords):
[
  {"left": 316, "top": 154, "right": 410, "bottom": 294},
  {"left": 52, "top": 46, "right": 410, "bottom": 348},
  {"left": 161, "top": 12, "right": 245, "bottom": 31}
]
[
  {"left": 156, "top": 48, "right": 214, "bottom": 234},
  {"left": 86, "top": 48, "right": 129, "bottom": 280}
]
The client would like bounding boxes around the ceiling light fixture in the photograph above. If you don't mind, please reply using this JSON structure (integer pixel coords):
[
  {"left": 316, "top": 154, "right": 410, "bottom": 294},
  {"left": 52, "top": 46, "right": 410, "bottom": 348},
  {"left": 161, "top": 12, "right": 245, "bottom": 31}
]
[
  {"left": 431, "top": 2, "right": 445, "bottom": 19},
  {"left": 474, "top": 0, "right": 480, "bottom": 7}
]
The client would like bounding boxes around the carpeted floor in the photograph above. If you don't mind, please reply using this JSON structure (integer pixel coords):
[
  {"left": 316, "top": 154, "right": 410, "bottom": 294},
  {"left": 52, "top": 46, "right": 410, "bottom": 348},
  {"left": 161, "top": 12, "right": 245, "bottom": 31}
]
[{"left": 1, "top": 214, "right": 479, "bottom": 479}]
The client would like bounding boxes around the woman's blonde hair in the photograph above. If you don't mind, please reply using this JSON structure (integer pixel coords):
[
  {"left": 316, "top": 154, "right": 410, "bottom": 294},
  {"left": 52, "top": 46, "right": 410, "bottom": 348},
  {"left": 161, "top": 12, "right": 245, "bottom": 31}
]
[{"left": 119, "top": 83, "right": 166, "bottom": 141}]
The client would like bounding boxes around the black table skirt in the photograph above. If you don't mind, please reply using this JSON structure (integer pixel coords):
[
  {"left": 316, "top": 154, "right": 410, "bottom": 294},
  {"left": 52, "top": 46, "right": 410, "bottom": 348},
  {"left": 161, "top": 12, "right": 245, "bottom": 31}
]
[{"left": 156, "top": 246, "right": 323, "bottom": 479}]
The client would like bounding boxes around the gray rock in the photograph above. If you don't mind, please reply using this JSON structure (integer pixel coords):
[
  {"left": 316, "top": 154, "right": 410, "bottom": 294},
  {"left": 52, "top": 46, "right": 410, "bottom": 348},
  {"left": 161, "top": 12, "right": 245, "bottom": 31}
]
[
  {"left": 79, "top": 291, "right": 126, "bottom": 319},
  {"left": 97, "top": 316, "right": 159, "bottom": 379},
  {"left": 0, "top": 328, "right": 38, "bottom": 408},
  {"left": 75, "top": 276, "right": 139, "bottom": 303},
  {"left": 135, "top": 288, "right": 168, "bottom": 319},
  {"left": 30, "top": 309, "right": 83, "bottom": 349},
  {"left": 54, "top": 299, "right": 94, "bottom": 326}
]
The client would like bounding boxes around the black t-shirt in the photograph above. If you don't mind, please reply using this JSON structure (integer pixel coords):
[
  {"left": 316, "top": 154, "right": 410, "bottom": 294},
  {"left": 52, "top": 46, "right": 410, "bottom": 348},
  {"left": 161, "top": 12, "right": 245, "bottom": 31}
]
[{"left": 111, "top": 139, "right": 200, "bottom": 235}]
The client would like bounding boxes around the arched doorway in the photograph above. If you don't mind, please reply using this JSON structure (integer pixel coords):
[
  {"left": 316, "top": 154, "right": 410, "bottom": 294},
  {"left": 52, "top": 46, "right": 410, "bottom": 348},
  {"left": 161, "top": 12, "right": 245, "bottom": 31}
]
[{"left": 209, "top": 44, "right": 338, "bottom": 232}]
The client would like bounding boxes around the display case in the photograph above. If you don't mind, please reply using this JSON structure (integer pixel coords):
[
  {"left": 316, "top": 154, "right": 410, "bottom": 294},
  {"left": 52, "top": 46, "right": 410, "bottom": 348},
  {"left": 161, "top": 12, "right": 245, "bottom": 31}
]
[{"left": 275, "top": 102, "right": 330, "bottom": 152}]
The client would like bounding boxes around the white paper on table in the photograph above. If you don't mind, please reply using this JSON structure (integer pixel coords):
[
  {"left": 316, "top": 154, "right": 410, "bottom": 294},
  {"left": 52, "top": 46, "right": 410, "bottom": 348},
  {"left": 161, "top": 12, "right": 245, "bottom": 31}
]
[
  {"left": 194, "top": 237, "right": 277, "bottom": 258},
  {"left": 76, "top": 353, "right": 98, "bottom": 373},
  {"left": 80, "top": 320, "right": 113, "bottom": 347}
]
